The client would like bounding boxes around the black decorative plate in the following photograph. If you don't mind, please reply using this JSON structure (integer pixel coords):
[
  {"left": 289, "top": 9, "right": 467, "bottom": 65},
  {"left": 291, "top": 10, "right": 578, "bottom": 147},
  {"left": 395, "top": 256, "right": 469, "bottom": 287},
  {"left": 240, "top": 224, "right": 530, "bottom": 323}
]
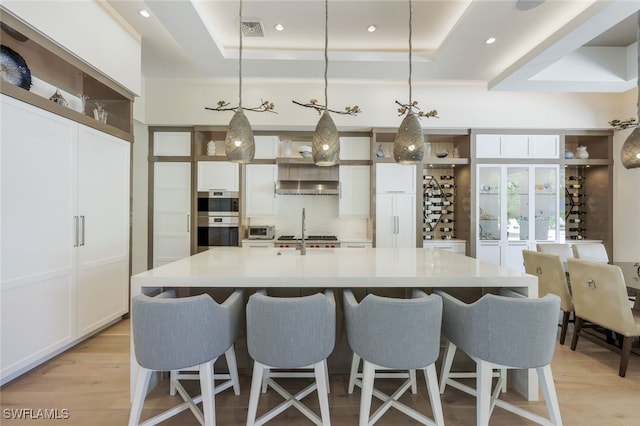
[{"left": 1, "top": 45, "right": 32, "bottom": 90}]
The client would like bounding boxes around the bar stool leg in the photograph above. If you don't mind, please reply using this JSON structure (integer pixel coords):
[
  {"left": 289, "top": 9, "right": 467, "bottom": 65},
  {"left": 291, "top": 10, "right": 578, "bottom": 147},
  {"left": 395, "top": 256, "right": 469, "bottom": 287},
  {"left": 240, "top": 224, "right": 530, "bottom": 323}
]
[
  {"left": 224, "top": 345, "right": 241, "bottom": 395},
  {"left": 424, "top": 364, "right": 445, "bottom": 426},
  {"left": 348, "top": 354, "right": 361, "bottom": 394},
  {"left": 200, "top": 361, "right": 216, "bottom": 426},
  {"left": 359, "top": 361, "right": 376, "bottom": 426},
  {"left": 247, "top": 361, "right": 265, "bottom": 426},
  {"left": 315, "top": 360, "right": 331, "bottom": 426}
]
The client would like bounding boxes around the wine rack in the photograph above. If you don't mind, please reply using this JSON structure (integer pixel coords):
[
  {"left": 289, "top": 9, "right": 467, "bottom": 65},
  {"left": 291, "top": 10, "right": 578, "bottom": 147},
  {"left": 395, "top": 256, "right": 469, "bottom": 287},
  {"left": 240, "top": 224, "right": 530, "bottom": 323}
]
[
  {"left": 423, "top": 170, "right": 456, "bottom": 241},
  {"left": 565, "top": 173, "right": 586, "bottom": 240}
]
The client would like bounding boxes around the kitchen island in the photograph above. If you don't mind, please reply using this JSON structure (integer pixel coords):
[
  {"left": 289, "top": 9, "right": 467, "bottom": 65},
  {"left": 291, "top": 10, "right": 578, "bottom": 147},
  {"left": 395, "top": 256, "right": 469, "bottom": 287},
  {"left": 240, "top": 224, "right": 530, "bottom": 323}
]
[{"left": 130, "top": 247, "right": 538, "bottom": 399}]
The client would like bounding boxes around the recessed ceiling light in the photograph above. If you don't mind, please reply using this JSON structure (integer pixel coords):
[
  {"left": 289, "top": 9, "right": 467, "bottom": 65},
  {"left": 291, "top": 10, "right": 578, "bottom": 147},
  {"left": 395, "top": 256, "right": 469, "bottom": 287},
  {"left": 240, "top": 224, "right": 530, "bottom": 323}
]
[
  {"left": 139, "top": 9, "right": 150, "bottom": 18},
  {"left": 367, "top": 25, "right": 376, "bottom": 33},
  {"left": 274, "top": 23, "right": 284, "bottom": 31},
  {"left": 485, "top": 37, "right": 496, "bottom": 45}
]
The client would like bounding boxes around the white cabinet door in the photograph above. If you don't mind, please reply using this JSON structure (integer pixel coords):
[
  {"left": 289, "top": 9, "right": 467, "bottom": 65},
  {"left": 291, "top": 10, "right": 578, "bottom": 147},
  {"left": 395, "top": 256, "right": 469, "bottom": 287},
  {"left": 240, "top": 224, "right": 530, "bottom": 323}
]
[
  {"left": 503, "top": 241, "right": 529, "bottom": 272},
  {"left": 530, "top": 135, "right": 559, "bottom": 159},
  {"left": 245, "top": 164, "right": 277, "bottom": 217},
  {"left": 501, "top": 135, "right": 529, "bottom": 158},
  {"left": 1, "top": 96, "right": 77, "bottom": 381},
  {"left": 154, "top": 162, "right": 192, "bottom": 267},
  {"left": 197, "top": 161, "right": 239, "bottom": 192},
  {"left": 375, "top": 194, "right": 396, "bottom": 248},
  {"left": 375, "top": 193, "right": 415, "bottom": 248},
  {"left": 340, "top": 136, "right": 370, "bottom": 160},
  {"left": 476, "top": 134, "right": 502, "bottom": 158},
  {"left": 153, "top": 131, "right": 191, "bottom": 156},
  {"left": 76, "top": 126, "right": 130, "bottom": 336},
  {"left": 476, "top": 242, "right": 501, "bottom": 265},
  {"left": 376, "top": 163, "right": 416, "bottom": 193},
  {"left": 339, "top": 165, "right": 370, "bottom": 217},
  {"left": 254, "top": 135, "right": 279, "bottom": 159}
]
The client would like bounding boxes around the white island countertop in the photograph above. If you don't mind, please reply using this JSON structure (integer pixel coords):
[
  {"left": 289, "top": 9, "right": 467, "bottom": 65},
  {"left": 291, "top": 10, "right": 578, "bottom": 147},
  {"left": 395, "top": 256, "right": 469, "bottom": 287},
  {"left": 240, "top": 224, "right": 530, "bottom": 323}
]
[{"left": 132, "top": 247, "right": 536, "bottom": 292}]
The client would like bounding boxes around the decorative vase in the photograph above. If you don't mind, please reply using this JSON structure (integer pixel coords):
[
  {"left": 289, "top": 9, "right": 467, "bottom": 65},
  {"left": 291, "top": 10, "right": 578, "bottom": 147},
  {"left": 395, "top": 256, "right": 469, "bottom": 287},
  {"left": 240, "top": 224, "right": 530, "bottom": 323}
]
[
  {"left": 206, "top": 140, "right": 217, "bottom": 156},
  {"left": 564, "top": 149, "right": 574, "bottom": 159},
  {"left": 575, "top": 146, "right": 589, "bottom": 159},
  {"left": 375, "top": 144, "right": 385, "bottom": 158},
  {"left": 49, "top": 89, "right": 68, "bottom": 107}
]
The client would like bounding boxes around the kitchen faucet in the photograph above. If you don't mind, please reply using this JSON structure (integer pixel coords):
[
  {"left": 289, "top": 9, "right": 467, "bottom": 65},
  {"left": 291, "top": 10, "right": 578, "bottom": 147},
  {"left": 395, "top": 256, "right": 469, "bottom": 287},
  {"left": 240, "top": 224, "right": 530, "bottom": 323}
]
[{"left": 299, "top": 208, "right": 306, "bottom": 255}]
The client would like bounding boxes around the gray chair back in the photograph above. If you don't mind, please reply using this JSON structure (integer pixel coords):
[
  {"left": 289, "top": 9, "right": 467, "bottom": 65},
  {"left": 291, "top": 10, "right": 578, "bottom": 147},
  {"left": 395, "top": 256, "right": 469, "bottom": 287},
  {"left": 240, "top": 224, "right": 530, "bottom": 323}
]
[
  {"left": 523, "top": 250, "right": 573, "bottom": 312},
  {"left": 437, "top": 291, "right": 560, "bottom": 368},
  {"left": 132, "top": 291, "right": 242, "bottom": 371},
  {"left": 246, "top": 291, "right": 336, "bottom": 368},
  {"left": 344, "top": 290, "right": 442, "bottom": 370}
]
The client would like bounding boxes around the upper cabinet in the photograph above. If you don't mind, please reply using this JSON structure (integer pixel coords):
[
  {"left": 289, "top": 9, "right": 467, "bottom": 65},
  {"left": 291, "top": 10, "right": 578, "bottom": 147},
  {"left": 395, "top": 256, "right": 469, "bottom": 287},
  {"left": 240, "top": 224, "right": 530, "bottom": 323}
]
[
  {"left": 245, "top": 164, "right": 278, "bottom": 217},
  {"left": 197, "top": 162, "right": 240, "bottom": 192},
  {"left": 339, "top": 165, "right": 370, "bottom": 217},
  {"left": 476, "top": 134, "right": 559, "bottom": 159},
  {"left": 153, "top": 131, "right": 192, "bottom": 157},
  {"left": 376, "top": 163, "right": 416, "bottom": 193},
  {"left": 340, "top": 136, "right": 370, "bottom": 160},
  {"left": 254, "top": 135, "right": 279, "bottom": 159}
]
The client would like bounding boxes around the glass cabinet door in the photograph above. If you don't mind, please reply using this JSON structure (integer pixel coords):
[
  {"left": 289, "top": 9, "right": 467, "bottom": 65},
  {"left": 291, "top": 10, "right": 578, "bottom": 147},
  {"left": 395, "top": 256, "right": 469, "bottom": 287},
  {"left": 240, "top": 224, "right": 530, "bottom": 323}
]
[
  {"left": 533, "top": 166, "right": 559, "bottom": 241},
  {"left": 478, "top": 166, "right": 501, "bottom": 241},
  {"left": 506, "top": 166, "right": 529, "bottom": 241}
]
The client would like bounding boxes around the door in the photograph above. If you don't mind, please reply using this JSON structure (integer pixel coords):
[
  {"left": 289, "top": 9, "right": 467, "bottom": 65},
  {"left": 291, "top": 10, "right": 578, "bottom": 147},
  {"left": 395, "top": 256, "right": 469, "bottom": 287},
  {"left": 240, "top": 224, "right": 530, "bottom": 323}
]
[
  {"left": 533, "top": 166, "right": 560, "bottom": 242},
  {"left": 376, "top": 163, "right": 416, "bottom": 193},
  {"left": 395, "top": 193, "right": 416, "bottom": 248},
  {"left": 339, "top": 165, "right": 370, "bottom": 217},
  {"left": 76, "top": 125, "right": 130, "bottom": 336},
  {"left": 375, "top": 194, "right": 396, "bottom": 248},
  {"left": 197, "top": 161, "right": 239, "bottom": 192},
  {"left": 153, "top": 162, "right": 191, "bottom": 267},
  {"left": 245, "top": 164, "right": 277, "bottom": 217}
]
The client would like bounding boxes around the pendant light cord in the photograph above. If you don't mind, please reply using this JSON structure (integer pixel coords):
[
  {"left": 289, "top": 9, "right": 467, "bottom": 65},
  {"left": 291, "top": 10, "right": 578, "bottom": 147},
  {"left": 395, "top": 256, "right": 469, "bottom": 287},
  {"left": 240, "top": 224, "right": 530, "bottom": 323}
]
[
  {"left": 239, "top": 0, "right": 243, "bottom": 109},
  {"left": 636, "top": 12, "right": 639, "bottom": 119},
  {"left": 408, "top": 0, "right": 413, "bottom": 105},
  {"left": 324, "top": 0, "right": 329, "bottom": 111}
]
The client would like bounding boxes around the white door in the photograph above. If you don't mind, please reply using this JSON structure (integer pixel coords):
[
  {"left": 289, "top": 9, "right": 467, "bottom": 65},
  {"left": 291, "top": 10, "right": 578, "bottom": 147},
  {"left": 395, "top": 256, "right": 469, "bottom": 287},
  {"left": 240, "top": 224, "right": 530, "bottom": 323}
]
[
  {"left": 245, "top": 164, "right": 277, "bottom": 217},
  {"left": 476, "top": 241, "right": 501, "bottom": 265},
  {"left": 76, "top": 125, "right": 130, "bottom": 336},
  {"left": 395, "top": 193, "right": 416, "bottom": 248},
  {"left": 376, "top": 163, "right": 416, "bottom": 193},
  {"left": 375, "top": 194, "right": 396, "bottom": 248},
  {"left": 1, "top": 95, "right": 77, "bottom": 380},
  {"left": 154, "top": 162, "right": 192, "bottom": 267},
  {"left": 339, "top": 165, "right": 370, "bottom": 217},
  {"left": 197, "top": 161, "right": 239, "bottom": 192}
]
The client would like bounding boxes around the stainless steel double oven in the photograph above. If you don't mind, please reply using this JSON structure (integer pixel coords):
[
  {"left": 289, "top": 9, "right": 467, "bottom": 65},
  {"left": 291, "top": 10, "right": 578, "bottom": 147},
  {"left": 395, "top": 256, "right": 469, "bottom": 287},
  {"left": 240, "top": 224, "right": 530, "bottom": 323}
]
[{"left": 196, "top": 190, "right": 239, "bottom": 252}]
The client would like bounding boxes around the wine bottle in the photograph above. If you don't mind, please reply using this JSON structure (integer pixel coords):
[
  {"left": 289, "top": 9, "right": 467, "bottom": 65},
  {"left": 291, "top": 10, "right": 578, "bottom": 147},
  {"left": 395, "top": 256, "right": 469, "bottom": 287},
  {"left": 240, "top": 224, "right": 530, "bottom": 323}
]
[
  {"left": 423, "top": 175, "right": 433, "bottom": 180},
  {"left": 441, "top": 235, "right": 453, "bottom": 240},
  {"left": 440, "top": 218, "right": 455, "bottom": 223},
  {"left": 440, "top": 227, "right": 453, "bottom": 232},
  {"left": 568, "top": 218, "right": 582, "bottom": 223},
  {"left": 566, "top": 202, "right": 585, "bottom": 206},
  {"left": 568, "top": 176, "right": 585, "bottom": 181},
  {"left": 440, "top": 175, "right": 454, "bottom": 180},
  {"left": 441, "top": 184, "right": 456, "bottom": 189},
  {"left": 440, "top": 209, "right": 452, "bottom": 215},
  {"left": 569, "top": 227, "right": 586, "bottom": 232},
  {"left": 569, "top": 235, "right": 584, "bottom": 240},
  {"left": 568, "top": 184, "right": 582, "bottom": 189},
  {"left": 424, "top": 235, "right": 434, "bottom": 240}
]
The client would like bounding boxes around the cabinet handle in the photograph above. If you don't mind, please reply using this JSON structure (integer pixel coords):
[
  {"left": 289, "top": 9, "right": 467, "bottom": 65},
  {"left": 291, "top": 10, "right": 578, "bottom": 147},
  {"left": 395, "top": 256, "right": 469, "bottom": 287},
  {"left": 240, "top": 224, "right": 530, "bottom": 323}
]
[
  {"left": 80, "top": 215, "right": 86, "bottom": 246},
  {"left": 187, "top": 214, "right": 190, "bottom": 232},
  {"left": 273, "top": 182, "right": 277, "bottom": 198},
  {"left": 73, "top": 216, "right": 79, "bottom": 247},
  {"left": 339, "top": 182, "right": 342, "bottom": 199}
]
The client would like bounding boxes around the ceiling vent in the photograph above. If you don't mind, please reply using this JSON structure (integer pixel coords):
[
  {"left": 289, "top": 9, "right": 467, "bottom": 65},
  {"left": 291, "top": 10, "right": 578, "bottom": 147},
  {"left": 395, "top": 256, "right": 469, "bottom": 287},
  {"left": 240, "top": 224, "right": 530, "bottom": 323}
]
[{"left": 241, "top": 20, "right": 264, "bottom": 37}]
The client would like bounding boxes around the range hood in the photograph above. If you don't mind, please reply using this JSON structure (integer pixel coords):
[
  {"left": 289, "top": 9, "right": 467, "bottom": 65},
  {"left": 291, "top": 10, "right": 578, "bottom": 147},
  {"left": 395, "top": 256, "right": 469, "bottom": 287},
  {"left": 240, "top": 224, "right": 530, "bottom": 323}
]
[{"left": 276, "top": 162, "right": 339, "bottom": 195}]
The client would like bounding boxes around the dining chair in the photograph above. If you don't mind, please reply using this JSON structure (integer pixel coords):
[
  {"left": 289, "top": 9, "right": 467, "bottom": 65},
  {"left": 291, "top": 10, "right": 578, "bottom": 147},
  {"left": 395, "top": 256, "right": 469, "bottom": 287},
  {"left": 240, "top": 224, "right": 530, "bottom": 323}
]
[
  {"left": 571, "top": 242, "right": 609, "bottom": 263},
  {"left": 523, "top": 250, "right": 574, "bottom": 344},
  {"left": 567, "top": 258, "right": 640, "bottom": 377},
  {"left": 129, "top": 289, "right": 244, "bottom": 426},
  {"left": 343, "top": 289, "right": 444, "bottom": 426},
  {"left": 536, "top": 243, "right": 574, "bottom": 263},
  {"left": 246, "top": 289, "right": 335, "bottom": 426},
  {"left": 436, "top": 290, "right": 563, "bottom": 426}
]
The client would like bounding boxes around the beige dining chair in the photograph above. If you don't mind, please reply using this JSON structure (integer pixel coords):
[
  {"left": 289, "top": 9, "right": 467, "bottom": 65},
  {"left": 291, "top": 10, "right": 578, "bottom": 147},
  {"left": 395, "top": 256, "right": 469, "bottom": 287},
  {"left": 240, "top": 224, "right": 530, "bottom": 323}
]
[
  {"left": 536, "top": 243, "right": 574, "bottom": 263},
  {"left": 523, "top": 250, "right": 574, "bottom": 344},
  {"left": 571, "top": 242, "right": 609, "bottom": 263},
  {"left": 567, "top": 258, "right": 640, "bottom": 377}
]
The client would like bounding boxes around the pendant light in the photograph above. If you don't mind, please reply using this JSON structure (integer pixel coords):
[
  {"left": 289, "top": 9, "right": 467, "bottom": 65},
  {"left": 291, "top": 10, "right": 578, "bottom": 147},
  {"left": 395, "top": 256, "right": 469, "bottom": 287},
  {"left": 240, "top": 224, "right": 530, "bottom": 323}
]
[
  {"left": 394, "top": 0, "right": 437, "bottom": 165},
  {"left": 205, "top": 0, "right": 275, "bottom": 163},
  {"left": 620, "top": 13, "right": 640, "bottom": 169},
  {"left": 292, "top": 0, "right": 360, "bottom": 166},
  {"left": 311, "top": 0, "right": 339, "bottom": 166}
]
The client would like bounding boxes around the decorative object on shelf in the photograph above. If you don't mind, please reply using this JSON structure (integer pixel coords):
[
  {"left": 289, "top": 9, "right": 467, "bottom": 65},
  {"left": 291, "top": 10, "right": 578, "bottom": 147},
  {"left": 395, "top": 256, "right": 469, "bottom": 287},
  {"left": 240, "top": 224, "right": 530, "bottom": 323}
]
[
  {"left": 425, "top": 142, "right": 432, "bottom": 158},
  {"left": 292, "top": 0, "right": 360, "bottom": 166},
  {"left": 435, "top": 149, "right": 449, "bottom": 158},
  {"left": 78, "top": 94, "right": 89, "bottom": 114},
  {"left": 453, "top": 147, "right": 460, "bottom": 158},
  {"left": 93, "top": 102, "right": 107, "bottom": 123},
  {"left": 206, "top": 140, "right": 217, "bottom": 156},
  {"left": 0, "top": 44, "right": 31, "bottom": 90},
  {"left": 1, "top": 22, "right": 29, "bottom": 42},
  {"left": 281, "top": 139, "right": 292, "bottom": 157},
  {"left": 204, "top": 0, "right": 276, "bottom": 164},
  {"left": 564, "top": 149, "right": 574, "bottom": 159},
  {"left": 298, "top": 145, "right": 312, "bottom": 158},
  {"left": 49, "top": 89, "right": 68, "bottom": 107},
  {"left": 375, "top": 144, "right": 386, "bottom": 158},
  {"left": 393, "top": 0, "right": 438, "bottom": 165},
  {"left": 575, "top": 145, "right": 589, "bottom": 160},
  {"left": 609, "top": 13, "right": 640, "bottom": 169}
]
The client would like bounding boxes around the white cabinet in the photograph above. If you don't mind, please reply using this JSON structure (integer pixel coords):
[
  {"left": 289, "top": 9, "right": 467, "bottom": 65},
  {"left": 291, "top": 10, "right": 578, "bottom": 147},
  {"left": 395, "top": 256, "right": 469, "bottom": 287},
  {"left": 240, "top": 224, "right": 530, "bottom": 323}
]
[
  {"left": 254, "top": 135, "right": 279, "bottom": 159},
  {"left": 423, "top": 240, "right": 466, "bottom": 255},
  {"left": 153, "top": 131, "right": 191, "bottom": 156},
  {"left": 340, "top": 136, "right": 370, "bottom": 160},
  {"left": 376, "top": 193, "right": 416, "bottom": 248},
  {"left": 197, "top": 161, "right": 239, "bottom": 192},
  {"left": 476, "top": 134, "right": 559, "bottom": 159},
  {"left": 376, "top": 163, "right": 416, "bottom": 193},
  {"left": 476, "top": 164, "right": 560, "bottom": 271},
  {"left": 245, "top": 164, "right": 277, "bottom": 217},
  {"left": 153, "top": 162, "right": 192, "bottom": 267},
  {"left": 1, "top": 95, "right": 130, "bottom": 383},
  {"left": 339, "top": 165, "right": 370, "bottom": 217},
  {"left": 242, "top": 240, "right": 275, "bottom": 248}
]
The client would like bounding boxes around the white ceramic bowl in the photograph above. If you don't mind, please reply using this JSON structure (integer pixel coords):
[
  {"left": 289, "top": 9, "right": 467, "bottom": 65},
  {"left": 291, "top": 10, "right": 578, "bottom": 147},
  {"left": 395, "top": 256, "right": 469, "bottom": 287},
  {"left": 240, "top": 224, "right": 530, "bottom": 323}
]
[
  {"left": 300, "top": 151, "right": 312, "bottom": 158},
  {"left": 298, "top": 145, "right": 312, "bottom": 153}
]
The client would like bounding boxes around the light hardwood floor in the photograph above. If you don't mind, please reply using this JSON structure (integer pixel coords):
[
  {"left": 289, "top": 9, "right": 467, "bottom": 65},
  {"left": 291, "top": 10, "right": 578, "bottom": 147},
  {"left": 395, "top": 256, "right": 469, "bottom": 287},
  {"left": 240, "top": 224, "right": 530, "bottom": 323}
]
[{"left": 1, "top": 319, "right": 638, "bottom": 425}]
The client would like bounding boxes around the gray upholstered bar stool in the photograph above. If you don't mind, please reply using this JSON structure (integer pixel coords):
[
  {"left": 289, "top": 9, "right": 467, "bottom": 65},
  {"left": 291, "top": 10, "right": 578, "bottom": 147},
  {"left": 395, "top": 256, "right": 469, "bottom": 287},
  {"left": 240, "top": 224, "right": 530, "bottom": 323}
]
[
  {"left": 246, "top": 290, "right": 336, "bottom": 426},
  {"left": 129, "top": 289, "right": 244, "bottom": 426},
  {"left": 436, "top": 290, "right": 563, "bottom": 426},
  {"left": 343, "top": 289, "right": 444, "bottom": 426}
]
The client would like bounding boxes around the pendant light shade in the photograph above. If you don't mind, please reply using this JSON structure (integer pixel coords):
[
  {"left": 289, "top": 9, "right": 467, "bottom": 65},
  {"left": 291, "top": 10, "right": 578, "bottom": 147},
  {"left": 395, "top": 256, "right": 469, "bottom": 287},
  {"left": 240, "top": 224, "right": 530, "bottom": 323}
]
[
  {"left": 312, "top": 110, "right": 340, "bottom": 166},
  {"left": 394, "top": 111, "right": 424, "bottom": 164},
  {"left": 621, "top": 127, "right": 640, "bottom": 169},
  {"left": 225, "top": 109, "right": 255, "bottom": 163}
]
